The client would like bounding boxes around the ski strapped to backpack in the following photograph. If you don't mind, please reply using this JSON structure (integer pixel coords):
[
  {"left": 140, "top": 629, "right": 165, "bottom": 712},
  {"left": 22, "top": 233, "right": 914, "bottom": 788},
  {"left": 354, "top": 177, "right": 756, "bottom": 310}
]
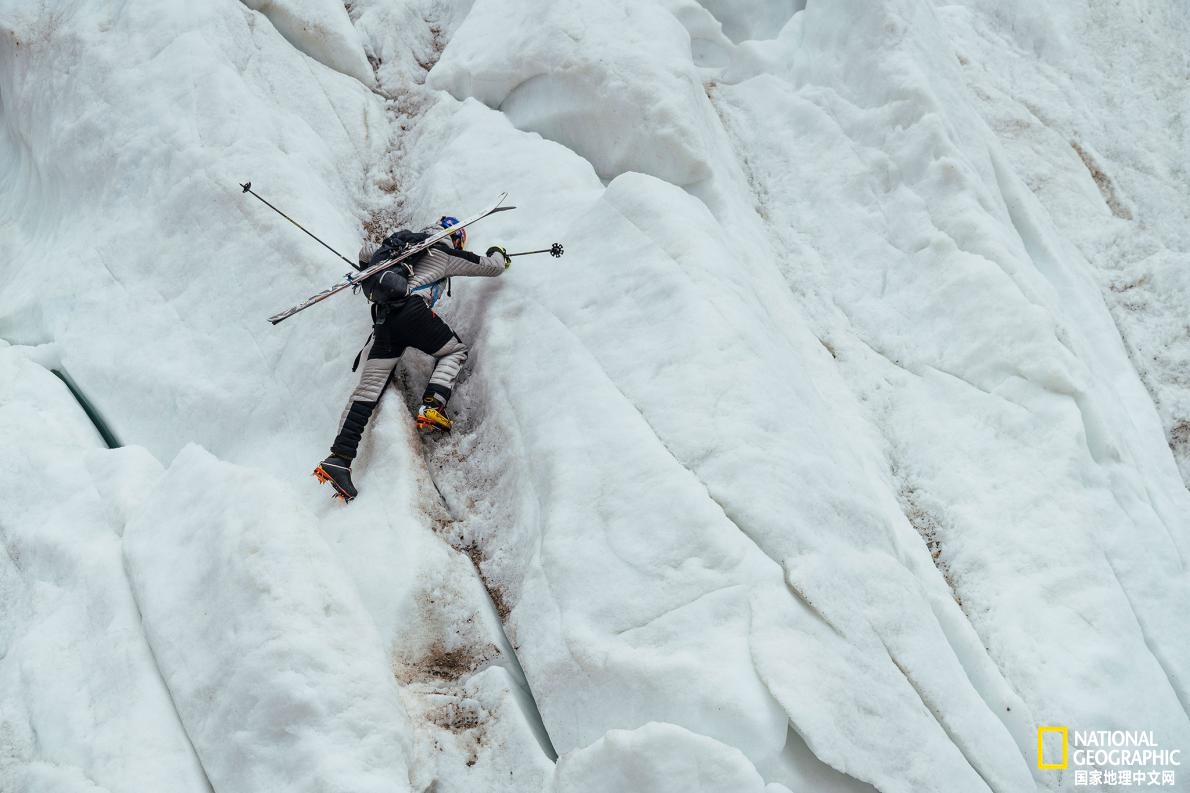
[
  {"left": 356, "top": 229, "right": 431, "bottom": 311},
  {"left": 266, "top": 193, "right": 515, "bottom": 325}
]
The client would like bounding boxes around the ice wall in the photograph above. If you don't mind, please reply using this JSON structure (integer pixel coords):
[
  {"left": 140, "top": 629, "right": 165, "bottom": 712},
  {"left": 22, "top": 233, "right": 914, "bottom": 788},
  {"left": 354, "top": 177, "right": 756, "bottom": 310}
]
[
  {"left": 2, "top": 0, "right": 1188, "bottom": 792},
  {"left": 0, "top": 346, "right": 208, "bottom": 793}
]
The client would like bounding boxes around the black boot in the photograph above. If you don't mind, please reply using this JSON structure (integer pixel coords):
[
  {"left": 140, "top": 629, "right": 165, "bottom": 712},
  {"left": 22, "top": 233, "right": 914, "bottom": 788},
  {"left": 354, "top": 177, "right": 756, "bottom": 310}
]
[{"left": 313, "top": 455, "right": 357, "bottom": 502}]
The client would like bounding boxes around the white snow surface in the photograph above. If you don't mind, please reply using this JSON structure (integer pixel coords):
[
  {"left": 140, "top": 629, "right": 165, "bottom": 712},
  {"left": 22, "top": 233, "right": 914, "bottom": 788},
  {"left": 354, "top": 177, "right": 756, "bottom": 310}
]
[
  {"left": 2, "top": 1, "right": 1188, "bottom": 792},
  {"left": 0, "top": 348, "right": 208, "bottom": 793},
  {"left": 123, "top": 444, "right": 415, "bottom": 793},
  {"left": 240, "top": 0, "right": 374, "bottom": 85}
]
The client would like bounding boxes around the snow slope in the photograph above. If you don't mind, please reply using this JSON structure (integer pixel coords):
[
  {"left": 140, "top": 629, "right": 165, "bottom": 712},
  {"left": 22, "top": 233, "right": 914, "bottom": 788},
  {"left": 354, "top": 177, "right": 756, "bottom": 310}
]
[
  {"left": 1, "top": 1, "right": 1187, "bottom": 792},
  {"left": 0, "top": 346, "right": 208, "bottom": 793}
]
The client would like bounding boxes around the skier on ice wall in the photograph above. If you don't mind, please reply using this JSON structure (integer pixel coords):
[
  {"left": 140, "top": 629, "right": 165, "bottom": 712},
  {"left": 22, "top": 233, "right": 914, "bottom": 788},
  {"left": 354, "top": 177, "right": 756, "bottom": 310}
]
[{"left": 314, "top": 216, "right": 511, "bottom": 502}]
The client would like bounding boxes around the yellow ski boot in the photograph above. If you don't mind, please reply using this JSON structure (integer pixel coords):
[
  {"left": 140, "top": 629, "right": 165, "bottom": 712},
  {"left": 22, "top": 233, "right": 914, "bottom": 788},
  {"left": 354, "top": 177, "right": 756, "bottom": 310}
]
[{"left": 416, "top": 395, "right": 453, "bottom": 432}]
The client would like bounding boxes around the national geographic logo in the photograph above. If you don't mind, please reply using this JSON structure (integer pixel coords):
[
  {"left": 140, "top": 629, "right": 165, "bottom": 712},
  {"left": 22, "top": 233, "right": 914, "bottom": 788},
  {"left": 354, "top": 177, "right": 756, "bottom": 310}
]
[
  {"left": 1038, "top": 727, "right": 1181, "bottom": 786},
  {"left": 1038, "top": 727, "right": 1068, "bottom": 770}
]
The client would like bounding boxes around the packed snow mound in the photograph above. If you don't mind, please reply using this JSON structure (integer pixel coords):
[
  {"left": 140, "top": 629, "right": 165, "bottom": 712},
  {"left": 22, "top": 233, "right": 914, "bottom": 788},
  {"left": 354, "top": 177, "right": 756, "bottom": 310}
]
[
  {"left": 0, "top": 348, "right": 208, "bottom": 793},
  {"left": 691, "top": 0, "right": 803, "bottom": 44},
  {"left": 551, "top": 723, "right": 790, "bottom": 793},
  {"left": 429, "top": 0, "right": 720, "bottom": 185},
  {"left": 123, "top": 445, "right": 414, "bottom": 793},
  {"left": 3, "top": 0, "right": 1190, "bottom": 791},
  {"left": 241, "top": 0, "right": 374, "bottom": 85}
]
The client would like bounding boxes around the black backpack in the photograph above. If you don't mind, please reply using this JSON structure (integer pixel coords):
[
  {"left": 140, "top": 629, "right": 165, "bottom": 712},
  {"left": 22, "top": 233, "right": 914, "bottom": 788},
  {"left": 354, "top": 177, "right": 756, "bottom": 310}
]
[{"left": 359, "top": 229, "right": 431, "bottom": 305}]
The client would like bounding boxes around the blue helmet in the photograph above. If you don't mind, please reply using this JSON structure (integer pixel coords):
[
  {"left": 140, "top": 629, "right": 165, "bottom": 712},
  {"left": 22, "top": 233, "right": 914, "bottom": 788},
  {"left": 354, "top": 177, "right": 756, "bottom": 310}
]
[{"left": 439, "top": 215, "right": 466, "bottom": 249}]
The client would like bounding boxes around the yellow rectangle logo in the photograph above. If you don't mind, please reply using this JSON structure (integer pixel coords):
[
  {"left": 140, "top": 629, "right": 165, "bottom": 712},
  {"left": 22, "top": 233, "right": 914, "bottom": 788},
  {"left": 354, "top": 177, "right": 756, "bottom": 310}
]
[{"left": 1038, "top": 726, "right": 1068, "bottom": 769}]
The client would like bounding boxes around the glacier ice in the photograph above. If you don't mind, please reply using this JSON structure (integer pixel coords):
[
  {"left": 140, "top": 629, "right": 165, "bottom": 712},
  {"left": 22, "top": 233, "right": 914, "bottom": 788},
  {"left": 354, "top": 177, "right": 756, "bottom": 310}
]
[{"left": 2, "top": 0, "right": 1188, "bottom": 792}]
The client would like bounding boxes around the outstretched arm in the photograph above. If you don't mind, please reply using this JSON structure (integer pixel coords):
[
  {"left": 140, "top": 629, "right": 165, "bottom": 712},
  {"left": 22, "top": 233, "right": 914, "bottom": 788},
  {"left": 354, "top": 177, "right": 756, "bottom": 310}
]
[{"left": 422, "top": 244, "right": 509, "bottom": 279}]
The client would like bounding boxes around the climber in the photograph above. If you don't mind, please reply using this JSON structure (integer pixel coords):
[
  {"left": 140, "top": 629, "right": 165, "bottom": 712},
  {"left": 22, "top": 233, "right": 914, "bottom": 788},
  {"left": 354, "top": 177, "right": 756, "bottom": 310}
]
[{"left": 313, "top": 216, "right": 511, "bottom": 502}]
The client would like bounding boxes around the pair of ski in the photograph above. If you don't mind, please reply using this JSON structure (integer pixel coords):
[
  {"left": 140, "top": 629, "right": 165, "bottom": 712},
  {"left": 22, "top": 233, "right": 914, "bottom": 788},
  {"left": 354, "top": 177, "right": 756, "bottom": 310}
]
[{"left": 267, "top": 193, "right": 515, "bottom": 325}]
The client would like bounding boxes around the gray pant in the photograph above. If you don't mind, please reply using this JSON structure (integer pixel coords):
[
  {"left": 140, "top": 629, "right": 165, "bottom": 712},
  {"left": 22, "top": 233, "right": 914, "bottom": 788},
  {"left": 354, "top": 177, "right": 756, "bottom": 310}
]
[
  {"left": 329, "top": 300, "right": 469, "bottom": 459},
  {"left": 342, "top": 333, "right": 467, "bottom": 409}
]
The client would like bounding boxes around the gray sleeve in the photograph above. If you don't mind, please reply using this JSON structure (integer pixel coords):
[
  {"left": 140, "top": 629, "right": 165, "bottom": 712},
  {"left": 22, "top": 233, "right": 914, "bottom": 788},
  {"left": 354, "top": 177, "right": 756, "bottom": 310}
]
[
  {"left": 408, "top": 246, "right": 506, "bottom": 290},
  {"left": 468, "top": 252, "right": 510, "bottom": 277},
  {"left": 437, "top": 246, "right": 507, "bottom": 278}
]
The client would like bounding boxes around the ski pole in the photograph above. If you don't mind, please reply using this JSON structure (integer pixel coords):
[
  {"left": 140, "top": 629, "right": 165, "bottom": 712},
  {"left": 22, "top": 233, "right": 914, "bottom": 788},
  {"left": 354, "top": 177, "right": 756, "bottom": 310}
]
[
  {"left": 239, "top": 181, "right": 356, "bottom": 268},
  {"left": 507, "top": 242, "right": 565, "bottom": 258}
]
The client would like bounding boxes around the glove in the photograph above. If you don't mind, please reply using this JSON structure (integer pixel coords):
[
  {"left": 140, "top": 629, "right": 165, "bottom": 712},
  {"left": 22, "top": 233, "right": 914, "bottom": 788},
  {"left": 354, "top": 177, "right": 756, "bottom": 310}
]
[{"left": 486, "top": 245, "right": 511, "bottom": 268}]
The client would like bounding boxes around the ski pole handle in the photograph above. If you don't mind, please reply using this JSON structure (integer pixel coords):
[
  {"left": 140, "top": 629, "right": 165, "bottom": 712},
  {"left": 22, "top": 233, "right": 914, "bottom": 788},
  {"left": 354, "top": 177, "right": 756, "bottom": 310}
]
[{"left": 506, "top": 242, "right": 564, "bottom": 258}]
